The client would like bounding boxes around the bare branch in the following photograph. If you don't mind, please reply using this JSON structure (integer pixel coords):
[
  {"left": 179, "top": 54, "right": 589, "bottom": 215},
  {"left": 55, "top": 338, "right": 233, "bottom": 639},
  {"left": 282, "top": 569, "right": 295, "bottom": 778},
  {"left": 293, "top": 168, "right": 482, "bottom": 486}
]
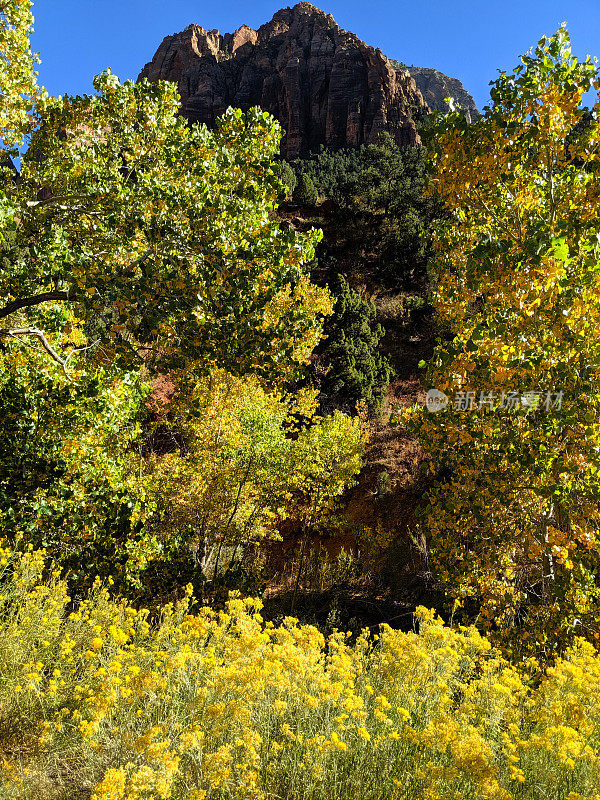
[
  {"left": 1, "top": 326, "right": 72, "bottom": 379},
  {"left": 64, "top": 339, "right": 101, "bottom": 366}
]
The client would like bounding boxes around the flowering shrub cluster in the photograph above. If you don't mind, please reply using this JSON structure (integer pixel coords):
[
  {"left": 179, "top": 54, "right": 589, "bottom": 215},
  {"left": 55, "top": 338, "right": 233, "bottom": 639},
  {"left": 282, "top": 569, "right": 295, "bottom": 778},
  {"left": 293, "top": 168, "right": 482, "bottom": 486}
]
[{"left": 1, "top": 544, "right": 600, "bottom": 800}]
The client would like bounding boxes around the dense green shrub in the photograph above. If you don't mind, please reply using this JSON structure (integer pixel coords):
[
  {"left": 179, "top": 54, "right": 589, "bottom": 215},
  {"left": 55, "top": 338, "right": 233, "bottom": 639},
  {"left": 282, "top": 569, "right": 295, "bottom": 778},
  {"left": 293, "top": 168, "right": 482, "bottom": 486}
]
[
  {"left": 293, "top": 172, "right": 319, "bottom": 205},
  {"left": 353, "top": 134, "right": 437, "bottom": 286},
  {"left": 292, "top": 135, "right": 440, "bottom": 289},
  {"left": 295, "top": 145, "right": 362, "bottom": 204},
  {"left": 273, "top": 159, "right": 297, "bottom": 198},
  {"left": 317, "top": 276, "right": 393, "bottom": 412}
]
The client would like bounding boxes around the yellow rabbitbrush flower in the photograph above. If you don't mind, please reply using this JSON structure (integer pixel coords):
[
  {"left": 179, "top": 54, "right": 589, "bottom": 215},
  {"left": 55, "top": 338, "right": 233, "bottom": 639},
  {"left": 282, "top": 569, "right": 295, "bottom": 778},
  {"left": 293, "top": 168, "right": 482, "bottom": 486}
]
[{"left": 1, "top": 545, "right": 600, "bottom": 799}]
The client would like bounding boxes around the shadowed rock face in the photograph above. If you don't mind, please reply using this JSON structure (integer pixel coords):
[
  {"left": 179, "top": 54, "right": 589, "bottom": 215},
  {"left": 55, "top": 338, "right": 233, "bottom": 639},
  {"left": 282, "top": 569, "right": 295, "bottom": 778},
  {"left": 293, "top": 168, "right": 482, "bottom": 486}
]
[{"left": 138, "top": 2, "right": 428, "bottom": 158}]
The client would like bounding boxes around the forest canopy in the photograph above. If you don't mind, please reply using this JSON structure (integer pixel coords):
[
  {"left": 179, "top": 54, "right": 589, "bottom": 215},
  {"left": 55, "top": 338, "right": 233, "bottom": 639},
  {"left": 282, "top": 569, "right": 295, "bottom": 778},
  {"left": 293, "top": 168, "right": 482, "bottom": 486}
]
[
  {"left": 3, "top": 3, "right": 600, "bottom": 797},
  {"left": 0, "top": 1, "right": 364, "bottom": 595}
]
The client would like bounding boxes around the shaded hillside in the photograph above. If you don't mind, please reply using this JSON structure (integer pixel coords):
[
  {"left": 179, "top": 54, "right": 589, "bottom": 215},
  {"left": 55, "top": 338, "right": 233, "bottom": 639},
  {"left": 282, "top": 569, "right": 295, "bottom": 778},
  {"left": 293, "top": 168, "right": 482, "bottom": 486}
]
[
  {"left": 137, "top": 7, "right": 455, "bottom": 614},
  {"left": 268, "top": 178, "right": 439, "bottom": 605}
]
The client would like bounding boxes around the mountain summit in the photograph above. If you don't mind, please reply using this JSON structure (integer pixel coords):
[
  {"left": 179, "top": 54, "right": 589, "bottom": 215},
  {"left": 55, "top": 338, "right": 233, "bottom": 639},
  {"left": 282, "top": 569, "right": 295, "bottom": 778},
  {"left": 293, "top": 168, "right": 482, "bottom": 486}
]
[{"left": 139, "top": 3, "right": 435, "bottom": 158}]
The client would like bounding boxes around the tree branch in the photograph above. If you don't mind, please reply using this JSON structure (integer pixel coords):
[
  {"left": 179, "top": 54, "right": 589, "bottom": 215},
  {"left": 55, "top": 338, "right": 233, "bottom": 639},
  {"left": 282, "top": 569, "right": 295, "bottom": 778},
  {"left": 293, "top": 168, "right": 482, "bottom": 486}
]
[
  {"left": 1, "top": 326, "right": 71, "bottom": 378},
  {"left": 24, "top": 194, "right": 89, "bottom": 210},
  {"left": 0, "top": 290, "right": 73, "bottom": 320}
]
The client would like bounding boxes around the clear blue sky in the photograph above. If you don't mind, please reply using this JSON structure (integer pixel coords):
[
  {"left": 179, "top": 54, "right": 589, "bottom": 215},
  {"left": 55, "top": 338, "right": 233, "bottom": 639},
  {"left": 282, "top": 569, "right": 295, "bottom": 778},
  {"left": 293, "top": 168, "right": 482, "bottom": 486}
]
[{"left": 31, "top": 1, "right": 599, "bottom": 112}]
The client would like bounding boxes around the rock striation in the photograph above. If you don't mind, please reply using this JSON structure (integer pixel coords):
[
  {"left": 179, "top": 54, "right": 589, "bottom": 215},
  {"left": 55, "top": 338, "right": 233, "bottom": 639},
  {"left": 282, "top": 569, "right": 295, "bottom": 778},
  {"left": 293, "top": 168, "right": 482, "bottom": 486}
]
[
  {"left": 390, "top": 61, "right": 479, "bottom": 122},
  {"left": 138, "top": 3, "right": 429, "bottom": 158}
]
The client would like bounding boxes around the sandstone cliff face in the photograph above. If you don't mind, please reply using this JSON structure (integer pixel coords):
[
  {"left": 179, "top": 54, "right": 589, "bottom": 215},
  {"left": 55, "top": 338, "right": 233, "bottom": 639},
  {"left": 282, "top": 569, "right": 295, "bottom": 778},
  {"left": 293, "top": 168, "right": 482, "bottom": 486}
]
[
  {"left": 138, "top": 2, "right": 428, "bottom": 158},
  {"left": 390, "top": 62, "right": 479, "bottom": 122}
]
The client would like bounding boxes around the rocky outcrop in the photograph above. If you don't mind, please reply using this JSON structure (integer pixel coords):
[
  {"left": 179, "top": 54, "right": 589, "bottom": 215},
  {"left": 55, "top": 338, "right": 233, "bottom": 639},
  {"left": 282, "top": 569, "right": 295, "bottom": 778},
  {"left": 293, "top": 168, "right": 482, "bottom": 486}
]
[
  {"left": 138, "top": 3, "right": 428, "bottom": 158},
  {"left": 390, "top": 61, "right": 479, "bottom": 122}
]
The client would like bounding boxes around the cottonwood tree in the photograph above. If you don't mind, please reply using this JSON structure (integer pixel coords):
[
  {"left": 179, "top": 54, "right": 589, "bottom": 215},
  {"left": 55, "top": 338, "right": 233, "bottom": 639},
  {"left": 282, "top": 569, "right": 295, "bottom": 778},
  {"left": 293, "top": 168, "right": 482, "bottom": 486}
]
[
  {"left": 0, "top": 4, "right": 331, "bottom": 380},
  {"left": 407, "top": 27, "right": 600, "bottom": 655},
  {"left": 0, "top": 2, "right": 338, "bottom": 590},
  {"left": 1, "top": 70, "right": 330, "bottom": 381},
  {"left": 0, "top": 0, "right": 39, "bottom": 154}
]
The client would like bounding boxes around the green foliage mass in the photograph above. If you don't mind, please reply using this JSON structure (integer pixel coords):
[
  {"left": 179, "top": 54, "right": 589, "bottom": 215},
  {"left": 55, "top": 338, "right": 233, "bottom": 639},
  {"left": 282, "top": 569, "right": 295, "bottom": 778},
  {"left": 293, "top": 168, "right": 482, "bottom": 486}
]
[
  {"left": 291, "top": 133, "right": 440, "bottom": 289},
  {"left": 291, "top": 145, "right": 362, "bottom": 205},
  {"left": 0, "top": 351, "right": 155, "bottom": 592},
  {"left": 352, "top": 134, "right": 437, "bottom": 287},
  {"left": 272, "top": 159, "right": 297, "bottom": 198},
  {"left": 317, "top": 276, "right": 393, "bottom": 413},
  {"left": 2, "top": 71, "right": 330, "bottom": 384},
  {"left": 0, "top": 0, "right": 39, "bottom": 153},
  {"left": 282, "top": 136, "right": 433, "bottom": 410},
  {"left": 293, "top": 172, "right": 319, "bottom": 206}
]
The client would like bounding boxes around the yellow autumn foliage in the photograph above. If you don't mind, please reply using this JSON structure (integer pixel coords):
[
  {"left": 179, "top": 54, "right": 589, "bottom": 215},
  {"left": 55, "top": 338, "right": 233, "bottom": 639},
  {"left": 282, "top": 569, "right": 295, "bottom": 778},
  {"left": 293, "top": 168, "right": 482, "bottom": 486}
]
[
  {"left": 144, "top": 369, "right": 366, "bottom": 584},
  {"left": 1, "top": 544, "right": 600, "bottom": 799},
  {"left": 404, "top": 26, "right": 600, "bottom": 655},
  {"left": 0, "top": 0, "right": 39, "bottom": 152}
]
